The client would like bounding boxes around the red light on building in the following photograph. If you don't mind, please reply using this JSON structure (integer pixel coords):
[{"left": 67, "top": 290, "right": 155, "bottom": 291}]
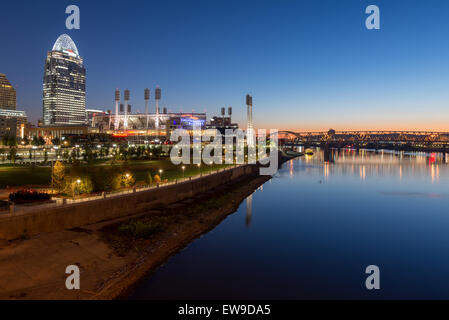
[{"left": 112, "top": 133, "right": 128, "bottom": 138}]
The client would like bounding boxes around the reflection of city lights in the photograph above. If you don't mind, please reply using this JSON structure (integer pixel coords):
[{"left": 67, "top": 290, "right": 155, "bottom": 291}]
[
  {"left": 324, "top": 162, "right": 329, "bottom": 179},
  {"left": 429, "top": 153, "right": 437, "bottom": 165},
  {"left": 360, "top": 166, "right": 366, "bottom": 181},
  {"left": 289, "top": 160, "right": 294, "bottom": 177},
  {"left": 431, "top": 165, "right": 440, "bottom": 183},
  {"left": 287, "top": 149, "right": 449, "bottom": 186}
]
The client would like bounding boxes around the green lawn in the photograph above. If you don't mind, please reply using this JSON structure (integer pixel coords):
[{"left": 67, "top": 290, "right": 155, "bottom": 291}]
[
  {"left": 0, "top": 166, "right": 51, "bottom": 188},
  {"left": 0, "top": 159, "right": 234, "bottom": 189}
]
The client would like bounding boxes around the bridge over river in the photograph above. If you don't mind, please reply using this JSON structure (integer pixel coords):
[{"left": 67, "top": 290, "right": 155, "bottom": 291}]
[{"left": 276, "top": 130, "right": 449, "bottom": 151}]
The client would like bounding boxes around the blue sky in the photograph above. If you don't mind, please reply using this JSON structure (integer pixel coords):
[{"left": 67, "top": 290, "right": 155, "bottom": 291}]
[{"left": 2, "top": 0, "right": 449, "bottom": 130}]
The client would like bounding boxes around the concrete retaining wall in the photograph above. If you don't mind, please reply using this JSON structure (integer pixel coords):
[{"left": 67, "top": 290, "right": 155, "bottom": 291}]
[{"left": 0, "top": 165, "right": 258, "bottom": 240}]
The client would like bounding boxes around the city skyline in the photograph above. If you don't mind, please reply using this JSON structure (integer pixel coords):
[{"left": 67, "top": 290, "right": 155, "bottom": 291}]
[
  {"left": 2, "top": 0, "right": 449, "bottom": 304},
  {"left": 2, "top": 0, "right": 449, "bottom": 131}
]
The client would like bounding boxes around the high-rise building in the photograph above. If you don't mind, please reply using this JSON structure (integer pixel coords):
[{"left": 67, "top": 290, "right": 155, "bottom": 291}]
[
  {"left": 0, "top": 74, "right": 16, "bottom": 110},
  {"left": 0, "top": 109, "right": 27, "bottom": 138},
  {"left": 0, "top": 74, "right": 27, "bottom": 139},
  {"left": 43, "top": 34, "right": 86, "bottom": 126}
]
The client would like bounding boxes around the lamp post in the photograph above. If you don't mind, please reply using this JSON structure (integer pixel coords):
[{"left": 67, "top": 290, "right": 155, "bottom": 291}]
[
  {"left": 51, "top": 159, "right": 54, "bottom": 192},
  {"left": 76, "top": 179, "right": 81, "bottom": 198},
  {"left": 159, "top": 169, "right": 163, "bottom": 180},
  {"left": 73, "top": 178, "right": 81, "bottom": 198},
  {"left": 198, "top": 163, "right": 201, "bottom": 176},
  {"left": 182, "top": 166, "right": 186, "bottom": 180}
]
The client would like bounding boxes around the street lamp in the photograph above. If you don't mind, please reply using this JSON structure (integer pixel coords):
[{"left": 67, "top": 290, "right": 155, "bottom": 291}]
[
  {"left": 182, "top": 166, "right": 186, "bottom": 179},
  {"left": 198, "top": 163, "right": 202, "bottom": 175},
  {"left": 159, "top": 169, "right": 163, "bottom": 180},
  {"left": 77, "top": 179, "right": 81, "bottom": 198},
  {"left": 73, "top": 178, "right": 81, "bottom": 198}
]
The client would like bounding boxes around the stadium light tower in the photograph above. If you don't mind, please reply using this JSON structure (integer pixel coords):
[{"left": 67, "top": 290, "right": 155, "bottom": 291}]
[
  {"left": 124, "top": 89, "right": 130, "bottom": 130},
  {"left": 114, "top": 89, "right": 120, "bottom": 130},
  {"left": 155, "top": 87, "right": 161, "bottom": 133},
  {"left": 221, "top": 107, "right": 226, "bottom": 127},
  {"left": 145, "top": 88, "right": 150, "bottom": 129}
]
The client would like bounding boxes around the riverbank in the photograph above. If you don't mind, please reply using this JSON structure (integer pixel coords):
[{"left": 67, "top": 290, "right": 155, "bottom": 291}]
[
  {"left": 0, "top": 165, "right": 257, "bottom": 240},
  {"left": 0, "top": 172, "right": 270, "bottom": 300}
]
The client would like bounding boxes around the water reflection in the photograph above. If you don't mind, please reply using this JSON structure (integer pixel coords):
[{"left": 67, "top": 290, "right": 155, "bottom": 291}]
[
  {"left": 130, "top": 148, "right": 449, "bottom": 300},
  {"left": 246, "top": 194, "right": 253, "bottom": 227},
  {"left": 294, "top": 148, "right": 447, "bottom": 183}
]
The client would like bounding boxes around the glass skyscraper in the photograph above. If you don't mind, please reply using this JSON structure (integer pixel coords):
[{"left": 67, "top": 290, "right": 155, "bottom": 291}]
[{"left": 43, "top": 34, "right": 86, "bottom": 126}]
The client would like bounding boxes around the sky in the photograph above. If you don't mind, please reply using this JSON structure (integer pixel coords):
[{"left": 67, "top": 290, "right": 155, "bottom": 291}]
[{"left": 2, "top": 0, "right": 449, "bottom": 131}]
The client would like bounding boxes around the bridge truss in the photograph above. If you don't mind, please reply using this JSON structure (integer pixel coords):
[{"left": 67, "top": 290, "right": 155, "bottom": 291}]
[{"left": 276, "top": 130, "right": 449, "bottom": 145}]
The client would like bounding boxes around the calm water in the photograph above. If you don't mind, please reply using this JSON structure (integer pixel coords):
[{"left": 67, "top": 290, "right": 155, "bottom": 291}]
[{"left": 130, "top": 149, "right": 449, "bottom": 299}]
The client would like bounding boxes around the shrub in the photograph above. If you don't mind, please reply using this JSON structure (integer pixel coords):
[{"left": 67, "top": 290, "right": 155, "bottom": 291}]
[
  {"left": 64, "top": 176, "right": 94, "bottom": 196},
  {"left": 153, "top": 174, "right": 161, "bottom": 184},
  {"left": 9, "top": 190, "right": 51, "bottom": 204},
  {"left": 146, "top": 172, "right": 153, "bottom": 185},
  {"left": 112, "top": 172, "right": 135, "bottom": 190},
  {"left": 91, "top": 166, "right": 116, "bottom": 192},
  {"left": 118, "top": 221, "right": 165, "bottom": 239}
]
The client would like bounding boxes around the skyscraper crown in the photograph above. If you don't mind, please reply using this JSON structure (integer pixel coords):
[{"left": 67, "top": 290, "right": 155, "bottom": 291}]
[{"left": 52, "top": 34, "right": 79, "bottom": 57}]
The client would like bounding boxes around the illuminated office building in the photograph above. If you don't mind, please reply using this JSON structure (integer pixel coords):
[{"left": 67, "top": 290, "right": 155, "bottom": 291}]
[
  {"left": 0, "top": 74, "right": 16, "bottom": 110},
  {"left": 0, "top": 74, "right": 27, "bottom": 138},
  {"left": 43, "top": 34, "right": 86, "bottom": 126},
  {"left": 0, "top": 109, "right": 27, "bottom": 138}
]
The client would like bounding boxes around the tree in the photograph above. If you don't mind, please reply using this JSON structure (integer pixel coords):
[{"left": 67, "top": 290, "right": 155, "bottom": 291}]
[
  {"left": 31, "top": 135, "right": 39, "bottom": 147},
  {"left": 112, "top": 172, "right": 135, "bottom": 190},
  {"left": 146, "top": 172, "right": 153, "bottom": 185},
  {"left": 83, "top": 145, "right": 94, "bottom": 163},
  {"left": 9, "top": 147, "right": 17, "bottom": 164},
  {"left": 65, "top": 176, "right": 93, "bottom": 197},
  {"left": 128, "top": 146, "right": 136, "bottom": 157},
  {"left": 153, "top": 146, "right": 162, "bottom": 160},
  {"left": 104, "top": 146, "right": 110, "bottom": 157},
  {"left": 21, "top": 137, "right": 30, "bottom": 146},
  {"left": 136, "top": 146, "right": 143, "bottom": 159},
  {"left": 32, "top": 135, "right": 45, "bottom": 147},
  {"left": 119, "top": 144, "right": 128, "bottom": 160},
  {"left": 1, "top": 135, "right": 9, "bottom": 146},
  {"left": 7, "top": 136, "right": 17, "bottom": 148},
  {"left": 5, "top": 136, "right": 18, "bottom": 164},
  {"left": 51, "top": 137, "right": 61, "bottom": 146},
  {"left": 153, "top": 174, "right": 161, "bottom": 184},
  {"left": 52, "top": 161, "right": 66, "bottom": 193}
]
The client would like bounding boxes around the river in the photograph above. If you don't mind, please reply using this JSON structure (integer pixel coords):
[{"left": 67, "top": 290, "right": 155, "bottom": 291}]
[{"left": 130, "top": 148, "right": 449, "bottom": 299}]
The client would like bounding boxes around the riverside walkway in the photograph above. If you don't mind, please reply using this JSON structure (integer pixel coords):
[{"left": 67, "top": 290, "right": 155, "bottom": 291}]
[{"left": 0, "top": 165, "right": 241, "bottom": 218}]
